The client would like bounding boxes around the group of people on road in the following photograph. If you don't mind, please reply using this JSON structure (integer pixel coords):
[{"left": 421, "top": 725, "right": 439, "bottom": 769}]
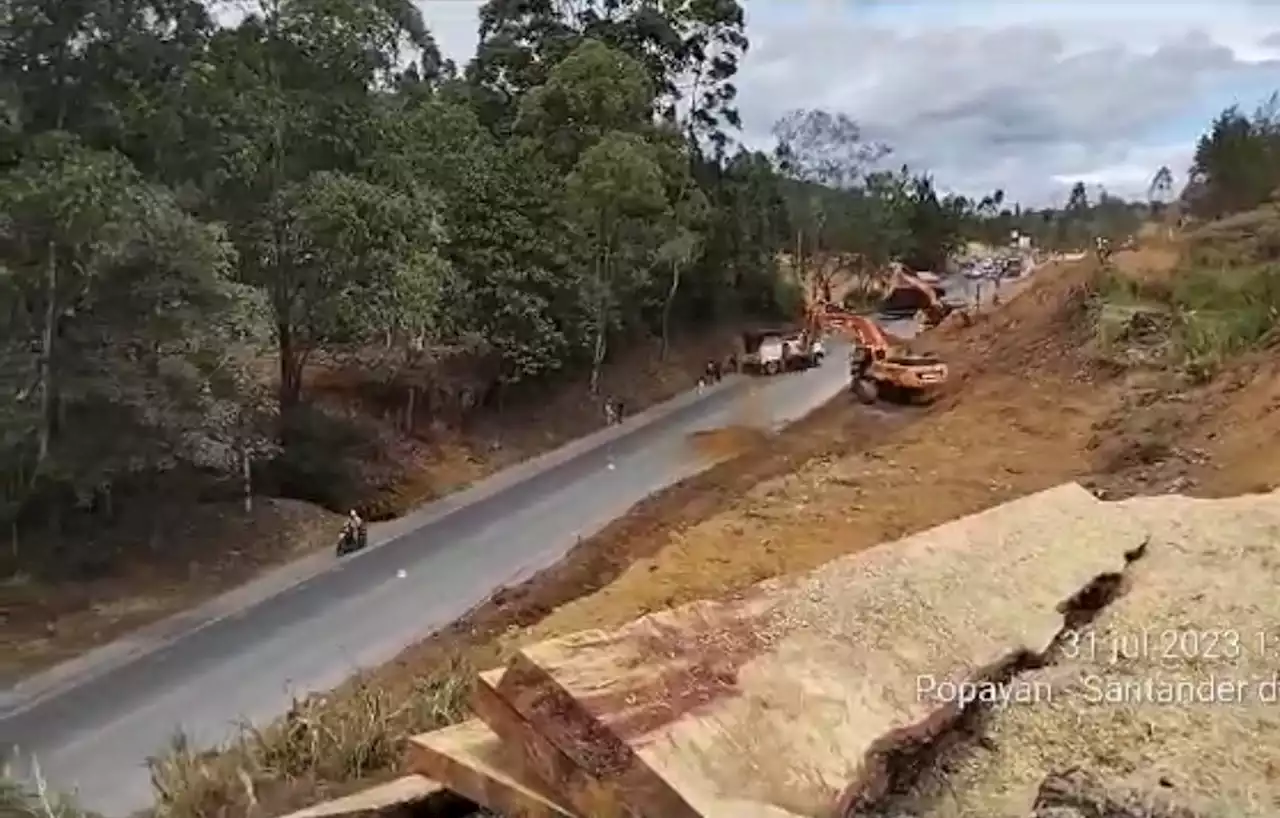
[{"left": 697, "top": 354, "right": 739, "bottom": 392}]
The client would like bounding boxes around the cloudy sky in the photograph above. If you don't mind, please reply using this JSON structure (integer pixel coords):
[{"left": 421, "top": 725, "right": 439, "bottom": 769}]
[{"left": 418, "top": 0, "right": 1280, "bottom": 206}]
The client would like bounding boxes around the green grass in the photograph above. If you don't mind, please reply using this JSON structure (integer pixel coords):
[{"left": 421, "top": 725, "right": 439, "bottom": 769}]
[{"left": 1094, "top": 213, "right": 1280, "bottom": 380}]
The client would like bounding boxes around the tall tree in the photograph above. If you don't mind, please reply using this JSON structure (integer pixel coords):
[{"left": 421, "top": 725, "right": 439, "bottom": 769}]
[
  {"left": 470, "top": 0, "right": 747, "bottom": 148},
  {"left": 0, "top": 135, "right": 248, "bottom": 526},
  {"left": 1187, "top": 96, "right": 1280, "bottom": 218}
]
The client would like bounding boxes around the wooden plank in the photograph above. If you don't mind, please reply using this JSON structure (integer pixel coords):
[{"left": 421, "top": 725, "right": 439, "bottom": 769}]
[
  {"left": 406, "top": 719, "right": 577, "bottom": 818},
  {"left": 471, "top": 668, "right": 635, "bottom": 818},
  {"left": 495, "top": 483, "right": 1147, "bottom": 818}
]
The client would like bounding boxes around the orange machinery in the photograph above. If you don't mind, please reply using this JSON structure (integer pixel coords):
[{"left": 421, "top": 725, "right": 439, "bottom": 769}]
[
  {"left": 805, "top": 298, "right": 949, "bottom": 404},
  {"left": 889, "top": 268, "right": 953, "bottom": 326}
]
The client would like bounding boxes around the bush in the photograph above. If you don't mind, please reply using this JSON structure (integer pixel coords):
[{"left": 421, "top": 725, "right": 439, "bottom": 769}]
[
  {"left": 1169, "top": 264, "right": 1280, "bottom": 378},
  {"left": 267, "top": 404, "right": 383, "bottom": 512}
]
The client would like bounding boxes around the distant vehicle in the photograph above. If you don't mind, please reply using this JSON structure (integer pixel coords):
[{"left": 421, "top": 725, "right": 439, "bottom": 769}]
[
  {"left": 742, "top": 329, "right": 787, "bottom": 375},
  {"left": 741, "top": 328, "right": 823, "bottom": 375}
]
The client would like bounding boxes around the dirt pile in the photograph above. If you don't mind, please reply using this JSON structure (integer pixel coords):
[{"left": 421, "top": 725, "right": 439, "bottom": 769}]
[
  {"left": 927, "top": 260, "right": 1100, "bottom": 387},
  {"left": 686, "top": 426, "right": 772, "bottom": 464},
  {"left": 1083, "top": 214, "right": 1280, "bottom": 500}
]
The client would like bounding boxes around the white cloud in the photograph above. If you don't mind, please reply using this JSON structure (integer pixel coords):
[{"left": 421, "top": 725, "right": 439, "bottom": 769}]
[{"left": 416, "top": 0, "right": 1280, "bottom": 205}]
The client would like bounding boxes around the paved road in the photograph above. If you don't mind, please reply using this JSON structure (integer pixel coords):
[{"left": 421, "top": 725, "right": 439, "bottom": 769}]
[{"left": 1, "top": 347, "right": 855, "bottom": 817}]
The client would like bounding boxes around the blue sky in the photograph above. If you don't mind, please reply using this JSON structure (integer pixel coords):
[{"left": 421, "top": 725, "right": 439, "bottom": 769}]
[{"left": 418, "top": 0, "right": 1280, "bottom": 205}]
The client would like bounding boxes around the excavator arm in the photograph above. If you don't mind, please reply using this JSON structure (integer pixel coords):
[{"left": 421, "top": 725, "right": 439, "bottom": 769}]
[{"left": 890, "top": 269, "right": 952, "bottom": 325}]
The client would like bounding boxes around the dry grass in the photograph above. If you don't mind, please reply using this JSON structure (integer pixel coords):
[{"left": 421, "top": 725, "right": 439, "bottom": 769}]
[
  {"left": 148, "top": 660, "right": 471, "bottom": 818},
  {"left": 1, "top": 765, "right": 93, "bottom": 818}
]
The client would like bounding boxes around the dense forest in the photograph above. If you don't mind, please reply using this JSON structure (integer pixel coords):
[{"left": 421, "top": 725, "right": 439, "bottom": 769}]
[{"left": 2, "top": 0, "right": 1269, "bottom": 567}]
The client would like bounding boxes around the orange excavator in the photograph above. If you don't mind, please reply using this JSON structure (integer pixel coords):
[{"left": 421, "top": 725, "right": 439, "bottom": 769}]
[
  {"left": 884, "top": 268, "right": 953, "bottom": 327},
  {"left": 804, "top": 292, "right": 949, "bottom": 405}
]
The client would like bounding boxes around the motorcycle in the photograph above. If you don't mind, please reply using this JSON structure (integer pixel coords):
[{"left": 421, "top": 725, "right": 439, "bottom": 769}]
[{"left": 335, "top": 524, "right": 368, "bottom": 556}]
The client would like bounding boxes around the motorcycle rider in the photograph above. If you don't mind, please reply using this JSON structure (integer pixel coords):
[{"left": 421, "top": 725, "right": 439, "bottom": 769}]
[{"left": 340, "top": 509, "right": 367, "bottom": 553}]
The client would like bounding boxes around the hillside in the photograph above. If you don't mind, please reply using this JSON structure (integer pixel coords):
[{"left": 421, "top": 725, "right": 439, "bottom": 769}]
[{"left": 115, "top": 205, "right": 1280, "bottom": 818}]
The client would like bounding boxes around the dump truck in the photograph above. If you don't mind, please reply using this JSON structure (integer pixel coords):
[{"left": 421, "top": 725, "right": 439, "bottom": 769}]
[{"left": 741, "top": 328, "right": 823, "bottom": 375}]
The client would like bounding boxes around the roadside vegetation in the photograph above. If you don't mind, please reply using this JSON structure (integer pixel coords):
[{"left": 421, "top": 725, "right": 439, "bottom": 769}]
[
  {"left": 0, "top": 766, "right": 91, "bottom": 818},
  {"left": 1094, "top": 95, "right": 1280, "bottom": 380}
]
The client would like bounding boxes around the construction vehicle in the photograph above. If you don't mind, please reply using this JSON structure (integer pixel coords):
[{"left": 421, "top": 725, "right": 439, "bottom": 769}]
[
  {"left": 740, "top": 327, "right": 823, "bottom": 375},
  {"left": 805, "top": 302, "right": 948, "bottom": 404},
  {"left": 880, "top": 268, "right": 953, "bottom": 327}
]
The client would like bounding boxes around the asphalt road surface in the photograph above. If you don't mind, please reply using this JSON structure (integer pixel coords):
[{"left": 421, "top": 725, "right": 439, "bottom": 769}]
[{"left": 1, "top": 345, "right": 856, "bottom": 817}]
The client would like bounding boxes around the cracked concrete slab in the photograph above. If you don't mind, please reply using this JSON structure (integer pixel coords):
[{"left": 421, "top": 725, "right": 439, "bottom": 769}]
[
  {"left": 892, "top": 489, "right": 1280, "bottom": 818},
  {"left": 490, "top": 483, "right": 1146, "bottom": 818}
]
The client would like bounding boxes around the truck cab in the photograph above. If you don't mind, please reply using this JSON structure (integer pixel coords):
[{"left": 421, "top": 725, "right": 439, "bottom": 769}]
[{"left": 742, "top": 330, "right": 787, "bottom": 375}]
